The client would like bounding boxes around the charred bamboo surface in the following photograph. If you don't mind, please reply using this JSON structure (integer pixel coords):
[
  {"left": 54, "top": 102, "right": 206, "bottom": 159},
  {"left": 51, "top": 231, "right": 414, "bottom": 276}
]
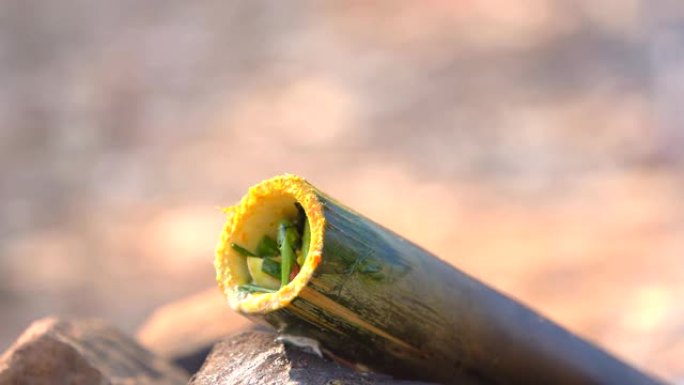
[{"left": 215, "top": 175, "right": 663, "bottom": 385}]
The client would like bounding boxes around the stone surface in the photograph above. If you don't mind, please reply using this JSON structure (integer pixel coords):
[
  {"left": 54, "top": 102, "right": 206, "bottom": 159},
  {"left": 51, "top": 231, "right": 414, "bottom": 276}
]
[
  {"left": 0, "top": 317, "right": 188, "bottom": 385},
  {"left": 190, "top": 330, "right": 437, "bottom": 385},
  {"left": 136, "top": 288, "right": 251, "bottom": 373}
]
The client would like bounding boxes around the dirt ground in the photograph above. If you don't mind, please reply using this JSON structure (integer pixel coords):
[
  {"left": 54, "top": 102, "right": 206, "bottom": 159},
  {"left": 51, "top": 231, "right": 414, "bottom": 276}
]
[{"left": 1, "top": 1, "right": 683, "bottom": 382}]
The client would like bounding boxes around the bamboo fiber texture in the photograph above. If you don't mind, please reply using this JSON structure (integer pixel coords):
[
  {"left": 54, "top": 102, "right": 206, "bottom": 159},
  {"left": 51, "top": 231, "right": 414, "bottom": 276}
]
[{"left": 215, "top": 175, "right": 663, "bottom": 385}]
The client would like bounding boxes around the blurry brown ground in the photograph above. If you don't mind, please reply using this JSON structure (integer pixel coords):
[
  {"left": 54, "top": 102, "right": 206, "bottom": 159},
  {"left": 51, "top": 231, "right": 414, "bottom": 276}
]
[{"left": 1, "top": 1, "right": 683, "bottom": 382}]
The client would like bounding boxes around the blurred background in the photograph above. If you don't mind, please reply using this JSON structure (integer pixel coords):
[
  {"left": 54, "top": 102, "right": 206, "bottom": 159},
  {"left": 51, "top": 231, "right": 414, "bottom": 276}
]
[{"left": 1, "top": 0, "right": 683, "bottom": 381}]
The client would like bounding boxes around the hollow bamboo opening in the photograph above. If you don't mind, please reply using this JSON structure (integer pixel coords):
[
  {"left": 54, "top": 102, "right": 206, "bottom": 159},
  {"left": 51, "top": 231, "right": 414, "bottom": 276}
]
[{"left": 215, "top": 174, "right": 325, "bottom": 314}]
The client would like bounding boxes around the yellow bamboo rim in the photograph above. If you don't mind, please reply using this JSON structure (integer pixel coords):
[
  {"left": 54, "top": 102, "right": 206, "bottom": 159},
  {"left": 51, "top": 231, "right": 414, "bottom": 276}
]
[{"left": 214, "top": 174, "right": 325, "bottom": 314}]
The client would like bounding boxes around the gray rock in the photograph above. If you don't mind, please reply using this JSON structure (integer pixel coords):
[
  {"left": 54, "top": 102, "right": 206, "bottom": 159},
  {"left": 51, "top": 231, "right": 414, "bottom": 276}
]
[
  {"left": 0, "top": 317, "right": 188, "bottom": 385},
  {"left": 190, "top": 330, "right": 437, "bottom": 385}
]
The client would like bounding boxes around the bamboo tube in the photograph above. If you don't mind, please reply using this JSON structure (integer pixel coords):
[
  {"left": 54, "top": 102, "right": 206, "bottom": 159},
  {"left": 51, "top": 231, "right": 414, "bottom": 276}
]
[{"left": 215, "top": 174, "right": 664, "bottom": 385}]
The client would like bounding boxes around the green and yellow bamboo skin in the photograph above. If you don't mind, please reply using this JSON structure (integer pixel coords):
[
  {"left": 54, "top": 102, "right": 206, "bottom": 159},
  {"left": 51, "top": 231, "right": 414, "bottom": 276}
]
[{"left": 215, "top": 175, "right": 663, "bottom": 385}]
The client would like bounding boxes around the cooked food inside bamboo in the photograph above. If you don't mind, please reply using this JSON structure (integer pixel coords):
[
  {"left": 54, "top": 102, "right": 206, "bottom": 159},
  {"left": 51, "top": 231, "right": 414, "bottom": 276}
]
[{"left": 230, "top": 202, "right": 310, "bottom": 293}]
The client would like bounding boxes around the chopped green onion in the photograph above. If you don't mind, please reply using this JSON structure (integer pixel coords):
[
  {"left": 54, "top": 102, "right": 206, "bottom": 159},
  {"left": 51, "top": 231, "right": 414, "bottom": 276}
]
[
  {"left": 298, "top": 218, "right": 311, "bottom": 266},
  {"left": 231, "top": 243, "right": 256, "bottom": 257},
  {"left": 277, "top": 218, "right": 300, "bottom": 246},
  {"left": 278, "top": 219, "right": 298, "bottom": 287},
  {"left": 247, "top": 257, "right": 281, "bottom": 289},
  {"left": 238, "top": 208, "right": 309, "bottom": 289},
  {"left": 261, "top": 258, "right": 282, "bottom": 279},
  {"left": 255, "top": 235, "right": 279, "bottom": 257}
]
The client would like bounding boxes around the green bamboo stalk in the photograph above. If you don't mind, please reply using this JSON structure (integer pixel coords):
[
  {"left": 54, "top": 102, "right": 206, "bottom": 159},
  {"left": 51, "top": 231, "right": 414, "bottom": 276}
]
[{"left": 215, "top": 175, "right": 664, "bottom": 385}]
